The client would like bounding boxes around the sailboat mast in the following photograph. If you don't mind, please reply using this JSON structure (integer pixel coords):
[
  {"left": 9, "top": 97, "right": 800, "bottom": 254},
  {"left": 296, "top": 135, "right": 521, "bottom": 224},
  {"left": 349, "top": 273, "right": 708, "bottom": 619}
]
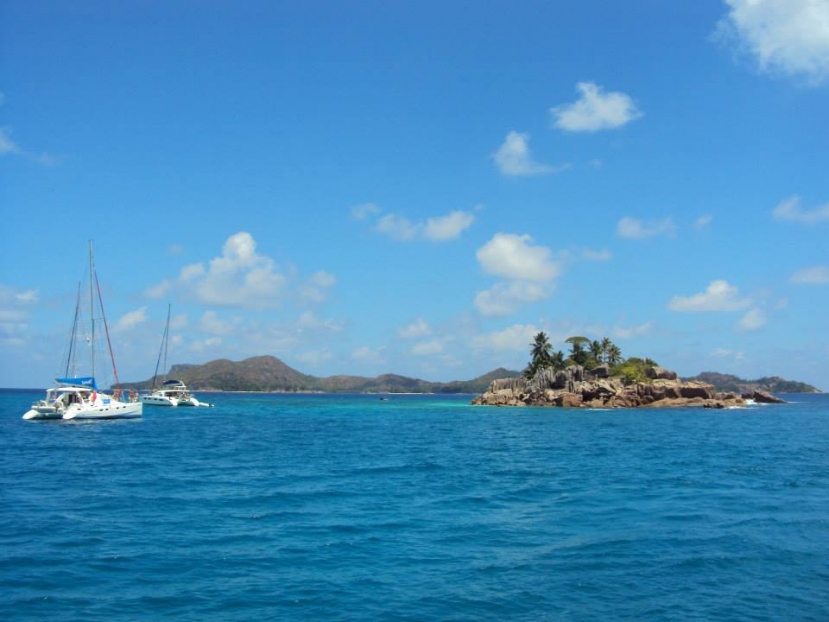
[
  {"left": 163, "top": 303, "right": 171, "bottom": 383},
  {"left": 151, "top": 304, "right": 171, "bottom": 391},
  {"left": 89, "top": 241, "right": 96, "bottom": 380},
  {"left": 64, "top": 282, "right": 81, "bottom": 378}
]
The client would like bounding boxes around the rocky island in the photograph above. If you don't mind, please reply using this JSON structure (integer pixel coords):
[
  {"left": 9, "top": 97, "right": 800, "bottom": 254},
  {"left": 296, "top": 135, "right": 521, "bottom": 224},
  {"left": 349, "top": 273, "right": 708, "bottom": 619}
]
[{"left": 472, "top": 332, "right": 787, "bottom": 409}]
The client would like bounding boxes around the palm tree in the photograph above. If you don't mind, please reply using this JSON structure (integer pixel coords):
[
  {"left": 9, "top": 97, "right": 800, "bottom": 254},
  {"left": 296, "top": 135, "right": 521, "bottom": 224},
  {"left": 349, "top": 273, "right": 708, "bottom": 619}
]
[
  {"left": 531, "top": 332, "right": 552, "bottom": 361},
  {"left": 607, "top": 344, "right": 623, "bottom": 366},
  {"left": 525, "top": 331, "right": 553, "bottom": 378},
  {"left": 590, "top": 339, "right": 603, "bottom": 365},
  {"left": 550, "top": 349, "right": 565, "bottom": 371},
  {"left": 600, "top": 337, "right": 613, "bottom": 362},
  {"left": 566, "top": 336, "right": 590, "bottom": 367}
]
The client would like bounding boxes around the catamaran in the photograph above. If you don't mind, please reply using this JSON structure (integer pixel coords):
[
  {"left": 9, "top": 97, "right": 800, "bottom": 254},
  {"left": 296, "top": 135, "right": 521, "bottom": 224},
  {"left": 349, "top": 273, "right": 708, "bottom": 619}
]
[
  {"left": 139, "top": 304, "right": 212, "bottom": 408},
  {"left": 23, "top": 243, "right": 143, "bottom": 421}
]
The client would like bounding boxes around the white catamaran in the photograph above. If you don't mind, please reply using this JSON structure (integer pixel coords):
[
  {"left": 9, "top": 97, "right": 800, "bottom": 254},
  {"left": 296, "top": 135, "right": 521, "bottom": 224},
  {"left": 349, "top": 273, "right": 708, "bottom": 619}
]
[
  {"left": 139, "top": 304, "right": 212, "bottom": 408},
  {"left": 23, "top": 243, "right": 143, "bottom": 421}
]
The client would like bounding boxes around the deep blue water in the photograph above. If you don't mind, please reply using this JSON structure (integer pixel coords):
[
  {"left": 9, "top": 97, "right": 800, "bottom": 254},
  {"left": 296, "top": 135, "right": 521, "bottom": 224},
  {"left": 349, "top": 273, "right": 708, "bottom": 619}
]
[{"left": 1, "top": 390, "right": 828, "bottom": 621}]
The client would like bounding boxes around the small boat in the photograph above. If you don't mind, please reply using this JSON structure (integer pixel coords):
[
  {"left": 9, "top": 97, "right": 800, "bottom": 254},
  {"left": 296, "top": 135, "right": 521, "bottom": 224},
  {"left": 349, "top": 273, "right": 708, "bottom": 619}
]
[
  {"left": 140, "top": 379, "right": 212, "bottom": 408},
  {"left": 24, "top": 243, "right": 143, "bottom": 421},
  {"left": 139, "top": 305, "right": 212, "bottom": 408}
]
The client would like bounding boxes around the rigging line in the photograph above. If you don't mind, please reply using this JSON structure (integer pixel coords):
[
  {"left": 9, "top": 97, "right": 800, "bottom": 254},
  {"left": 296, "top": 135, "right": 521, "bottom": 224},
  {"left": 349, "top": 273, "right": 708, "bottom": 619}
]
[
  {"left": 151, "top": 304, "right": 171, "bottom": 391},
  {"left": 92, "top": 248, "right": 121, "bottom": 389},
  {"left": 64, "top": 282, "right": 82, "bottom": 378}
]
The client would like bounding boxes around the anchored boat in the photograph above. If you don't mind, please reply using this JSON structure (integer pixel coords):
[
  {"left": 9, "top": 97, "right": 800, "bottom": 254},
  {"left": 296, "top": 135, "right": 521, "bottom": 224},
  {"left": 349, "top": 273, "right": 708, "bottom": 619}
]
[
  {"left": 139, "top": 304, "right": 212, "bottom": 408},
  {"left": 23, "top": 243, "right": 143, "bottom": 421}
]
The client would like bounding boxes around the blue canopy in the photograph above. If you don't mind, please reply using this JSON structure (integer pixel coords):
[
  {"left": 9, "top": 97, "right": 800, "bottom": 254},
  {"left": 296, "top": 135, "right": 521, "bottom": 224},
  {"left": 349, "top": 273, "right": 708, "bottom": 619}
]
[{"left": 56, "top": 376, "right": 98, "bottom": 390}]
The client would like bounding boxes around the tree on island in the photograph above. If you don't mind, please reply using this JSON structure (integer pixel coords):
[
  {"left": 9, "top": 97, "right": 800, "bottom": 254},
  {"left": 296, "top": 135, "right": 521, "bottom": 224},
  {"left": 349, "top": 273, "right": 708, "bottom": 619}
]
[
  {"left": 525, "top": 332, "right": 551, "bottom": 378},
  {"left": 525, "top": 332, "right": 632, "bottom": 380},
  {"left": 524, "top": 332, "right": 566, "bottom": 378},
  {"left": 565, "top": 336, "right": 591, "bottom": 367}
]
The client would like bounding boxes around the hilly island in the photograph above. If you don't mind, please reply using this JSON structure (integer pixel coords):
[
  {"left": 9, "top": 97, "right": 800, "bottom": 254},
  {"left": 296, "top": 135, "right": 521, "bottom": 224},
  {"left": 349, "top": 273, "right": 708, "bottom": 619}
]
[
  {"left": 121, "top": 341, "right": 820, "bottom": 399},
  {"left": 122, "top": 355, "right": 515, "bottom": 395}
]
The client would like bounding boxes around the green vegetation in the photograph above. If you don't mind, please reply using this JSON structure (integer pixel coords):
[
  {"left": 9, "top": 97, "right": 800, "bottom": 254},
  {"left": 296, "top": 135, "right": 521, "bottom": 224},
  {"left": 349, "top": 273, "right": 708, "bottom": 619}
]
[
  {"left": 523, "top": 334, "right": 821, "bottom": 393},
  {"left": 524, "top": 332, "right": 634, "bottom": 379},
  {"left": 613, "top": 356, "right": 659, "bottom": 384}
]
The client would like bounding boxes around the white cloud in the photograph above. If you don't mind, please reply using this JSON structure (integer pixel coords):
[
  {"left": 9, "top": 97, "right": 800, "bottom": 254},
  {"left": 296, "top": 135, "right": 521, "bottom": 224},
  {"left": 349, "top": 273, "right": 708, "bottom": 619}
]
[
  {"left": 717, "top": 0, "right": 829, "bottom": 85},
  {"left": 352, "top": 345, "right": 386, "bottom": 365},
  {"left": 114, "top": 306, "right": 147, "bottom": 333},
  {"left": 0, "top": 285, "right": 39, "bottom": 345},
  {"left": 0, "top": 95, "right": 56, "bottom": 163},
  {"left": 411, "top": 339, "right": 444, "bottom": 356},
  {"left": 180, "top": 263, "right": 206, "bottom": 281},
  {"left": 772, "top": 195, "right": 829, "bottom": 224},
  {"left": 668, "top": 280, "right": 753, "bottom": 312},
  {"left": 147, "top": 232, "right": 288, "bottom": 309},
  {"left": 477, "top": 233, "right": 561, "bottom": 282},
  {"left": 612, "top": 321, "right": 652, "bottom": 340},
  {"left": 583, "top": 248, "right": 612, "bottom": 261},
  {"left": 791, "top": 265, "right": 829, "bottom": 284},
  {"left": 472, "top": 324, "right": 539, "bottom": 353},
  {"left": 492, "top": 131, "right": 568, "bottom": 177},
  {"left": 199, "top": 310, "right": 240, "bottom": 335},
  {"left": 300, "top": 271, "right": 337, "bottom": 303},
  {"left": 0, "top": 308, "right": 28, "bottom": 339},
  {"left": 398, "top": 318, "right": 431, "bottom": 339},
  {"left": 737, "top": 307, "right": 767, "bottom": 331},
  {"left": 0, "top": 128, "right": 20, "bottom": 156},
  {"left": 190, "top": 337, "right": 222, "bottom": 353},
  {"left": 550, "top": 82, "right": 643, "bottom": 132},
  {"left": 423, "top": 210, "right": 475, "bottom": 241},
  {"left": 711, "top": 348, "right": 745, "bottom": 360},
  {"left": 296, "top": 349, "right": 333, "bottom": 366},
  {"left": 475, "top": 234, "right": 561, "bottom": 316},
  {"left": 144, "top": 280, "right": 171, "bottom": 299},
  {"left": 297, "top": 310, "right": 344, "bottom": 333},
  {"left": 474, "top": 281, "right": 550, "bottom": 317},
  {"left": 694, "top": 214, "right": 713, "bottom": 229},
  {"left": 367, "top": 207, "right": 476, "bottom": 242},
  {"left": 375, "top": 213, "right": 419, "bottom": 241},
  {"left": 616, "top": 216, "right": 677, "bottom": 240},
  {"left": 15, "top": 289, "right": 38, "bottom": 304},
  {"left": 351, "top": 202, "right": 381, "bottom": 220}
]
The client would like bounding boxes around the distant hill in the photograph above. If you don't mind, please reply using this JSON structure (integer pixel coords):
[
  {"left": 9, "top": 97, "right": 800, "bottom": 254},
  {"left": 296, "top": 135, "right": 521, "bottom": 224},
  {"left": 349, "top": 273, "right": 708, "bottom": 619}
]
[
  {"left": 122, "top": 356, "right": 522, "bottom": 394},
  {"left": 684, "top": 372, "right": 821, "bottom": 394}
]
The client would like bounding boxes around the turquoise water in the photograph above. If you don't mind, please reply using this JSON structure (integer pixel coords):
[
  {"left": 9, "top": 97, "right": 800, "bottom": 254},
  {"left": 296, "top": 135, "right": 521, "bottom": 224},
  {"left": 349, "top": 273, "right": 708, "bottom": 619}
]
[{"left": 2, "top": 390, "right": 828, "bottom": 621}]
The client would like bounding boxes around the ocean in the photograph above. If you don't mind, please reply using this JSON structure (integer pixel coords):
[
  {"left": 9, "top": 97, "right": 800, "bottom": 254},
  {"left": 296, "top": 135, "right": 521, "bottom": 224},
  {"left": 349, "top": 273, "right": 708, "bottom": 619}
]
[{"left": 1, "top": 389, "right": 827, "bottom": 621}]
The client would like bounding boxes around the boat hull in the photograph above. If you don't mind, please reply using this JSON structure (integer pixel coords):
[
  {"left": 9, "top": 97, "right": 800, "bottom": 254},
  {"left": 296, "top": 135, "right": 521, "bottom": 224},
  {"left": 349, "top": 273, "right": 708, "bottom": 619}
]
[
  {"left": 178, "top": 397, "right": 213, "bottom": 407},
  {"left": 23, "top": 407, "right": 64, "bottom": 420},
  {"left": 63, "top": 400, "right": 143, "bottom": 420},
  {"left": 140, "top": 395, "right": 178, "bottom": 407}
]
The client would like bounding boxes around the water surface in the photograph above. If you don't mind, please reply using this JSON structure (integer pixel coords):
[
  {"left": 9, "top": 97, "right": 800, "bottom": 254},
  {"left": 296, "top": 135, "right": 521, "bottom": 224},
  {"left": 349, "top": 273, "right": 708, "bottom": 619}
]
[{"left": 2, "top": 390, "right": 827, "bottom": 621}]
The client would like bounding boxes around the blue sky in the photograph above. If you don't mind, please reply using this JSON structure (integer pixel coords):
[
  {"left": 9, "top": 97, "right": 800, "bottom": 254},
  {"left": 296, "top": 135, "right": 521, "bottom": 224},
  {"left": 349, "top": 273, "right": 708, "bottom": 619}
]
[{"left": 1, "top": 0, "right": 828, "bottom": 390}]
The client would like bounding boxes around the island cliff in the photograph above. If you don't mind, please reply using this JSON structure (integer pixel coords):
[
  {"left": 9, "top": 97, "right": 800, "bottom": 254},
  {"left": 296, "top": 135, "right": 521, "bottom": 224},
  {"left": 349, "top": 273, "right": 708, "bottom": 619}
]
[
  {"left": 472, "top": 332, "right": 790, "bottom": 409},
  {"left": 471, "top": 364, "right": 786, "bottom": 409}
]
